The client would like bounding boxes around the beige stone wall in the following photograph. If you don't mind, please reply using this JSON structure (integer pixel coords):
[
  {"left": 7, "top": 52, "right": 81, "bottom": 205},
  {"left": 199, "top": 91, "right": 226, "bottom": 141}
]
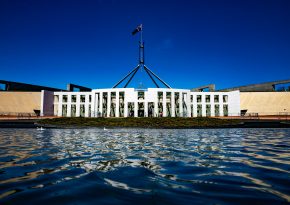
[
  {"left": 240, "top": 92, "right": 290, "bottom": 115},
  {"left": 0, "top": 92, "right": 41, "bottom": 114}
]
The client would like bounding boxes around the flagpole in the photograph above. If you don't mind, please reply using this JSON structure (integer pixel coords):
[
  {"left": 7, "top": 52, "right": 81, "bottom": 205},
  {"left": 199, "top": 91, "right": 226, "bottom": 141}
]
[{"left": 140, "top": 25, "right": 143, "bottom": 46}]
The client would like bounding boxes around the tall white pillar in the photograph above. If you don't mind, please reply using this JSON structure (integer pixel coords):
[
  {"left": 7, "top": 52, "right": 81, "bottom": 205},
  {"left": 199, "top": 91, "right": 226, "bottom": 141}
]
[
  {"left": 124, "top": 101, "right": 128, "bottom": 117},
  {"left": 154, "top": 99, "right": 158, "bottom": 117},
  {"left": 116, "top": 92, "right": 120, "bottom": 117},
  {"left": 67, "top": 94, "right": 71, "bottom": 117},
  {"left": 107, "top": 92, "right": 111, "bottom": 117},
  {"left": 76, "top": 94, "right": 80, "bottom": 117},
  {"left": 91, "top": 92, "right": 96, "bottom": 117},
  {"left": 163, "top": 91, "right": 166, "bottom": 117},
  {"left": 179, "top": 92, "right": 183, "bottom": 117},
  {"left": 99, "top": 92, "right": 103, "bottom": 117},
  {"left": 220, "top": 95, "right": 224, "bottom": 117},
  {"left": 186, "top": 93, "right": 190, "bottom": 117},
  {"left": 171, "top": 92, "right": 175, "bottom": 117},
  {"left": 58, "top": 94, "right": 62, "bottom": 117},
  {"left": 144, "top": 101, "right": 148, "bottom": 117},
  {"left": 134, "top": 102, "right": 138, "bottom": 117},
  {"left": 85, "top": 94, "right": 89, "bottom": 117},
  {"left": 94, "top": 93, "right": 99, "bottom": 117},
  {"left": 210, "top": 94, "right": 215, "bottom": 117},
  {"left": 193, "top": 94, "right": 197, "bottom": 117},
  {"left": 202, "top": 94, "right": 206, "bottom": 117}
]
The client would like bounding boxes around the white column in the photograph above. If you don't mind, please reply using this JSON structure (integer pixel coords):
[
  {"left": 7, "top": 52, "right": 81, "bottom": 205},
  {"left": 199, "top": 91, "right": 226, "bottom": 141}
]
[
  {"left": 116, "top": 92, "right": 119, "bottom": 117},
  {"left": 124, "top": 101, "right": 128, "bottom": 117},
  {"left": 76, "top": 94, "right": 80, "bottom": 117},
  {"left": 202, "top": 94, "right": 206, "bottom": 117},
  {"left": 58, "top": 94, "right": 62, "bottom": 117},
  {"left": 154, "top": 98, "right": 158, "bottom": 117},
  {"left": 67, "top": 94, "right": 71, "bottom": 117},
  {"left": 99, "top": 92, "right": 103, "bottom": 117},
  {"left": 107, "top": 92, "right": 111, "bottom": 117},
  {"left": 91, "top": 92, "right": 95, "bottom": 117},
  {"left": 211, "top": 94, "right": 215, "bottom": 117},
  {"left": 163, "top": 91, "right": 166, "bottom": 117},
  {"left": 94, "top": 93, "right": 98, "bottom": 117},
  {"left": 144, "top": 101, "right": 148, "bottom": 117},
  {"left": 220, "top": 94, "right": 224, "bottom": 117},
  {"left": 134, "top": 102, "right": 138, "bottom": 117},
  {"left": 171, "top": 92, "right": 175, "bottom": 117},
  {"left": 85, "top": 94, "right": 89, "bottom": 117},
  {"left": 193, "top": 94, "right": 197, "bottom": 117},
  {"left": 186, "top": 93, "right": 190, "bottom": 117},
  {"left": 179, "top": 92, "right": 183, "bottom": 117}
]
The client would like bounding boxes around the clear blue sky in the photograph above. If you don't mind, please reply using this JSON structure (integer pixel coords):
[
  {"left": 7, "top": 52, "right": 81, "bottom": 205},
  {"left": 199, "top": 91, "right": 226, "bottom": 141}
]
[{"left": 1, "top": 0, "right": 289, "bottom": 90}]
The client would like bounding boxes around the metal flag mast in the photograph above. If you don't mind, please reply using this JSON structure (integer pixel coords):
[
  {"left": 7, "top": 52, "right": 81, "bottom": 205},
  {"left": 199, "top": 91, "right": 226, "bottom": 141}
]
[{"left": 112, "top": 24, "right": 171, "bottom": 89}]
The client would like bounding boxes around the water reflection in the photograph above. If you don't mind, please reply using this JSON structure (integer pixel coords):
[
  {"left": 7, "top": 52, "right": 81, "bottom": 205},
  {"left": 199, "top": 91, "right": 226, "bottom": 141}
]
[{"left": 0, "top": 128, "right": 290, "bottom": 204}]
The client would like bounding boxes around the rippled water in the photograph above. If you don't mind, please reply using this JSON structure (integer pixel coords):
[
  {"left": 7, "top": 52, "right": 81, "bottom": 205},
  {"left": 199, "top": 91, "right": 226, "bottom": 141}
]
[{"left": 0, "top": 128, "right": 290, "bottom": 204}]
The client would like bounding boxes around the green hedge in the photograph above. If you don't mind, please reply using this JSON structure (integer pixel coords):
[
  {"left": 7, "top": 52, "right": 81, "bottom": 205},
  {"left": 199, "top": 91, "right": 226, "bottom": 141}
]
[{"left": 38, "top": 117, "right": 241, "bottom": 128}]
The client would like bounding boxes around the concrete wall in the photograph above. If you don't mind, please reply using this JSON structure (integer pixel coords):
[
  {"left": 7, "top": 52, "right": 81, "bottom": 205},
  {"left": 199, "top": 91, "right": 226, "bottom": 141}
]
[
  {"left": 240, "top": 92, "right": 290, "bottom": 115},
  {"left": 0, "top": 92, "right": 41, "bottom": 114}
]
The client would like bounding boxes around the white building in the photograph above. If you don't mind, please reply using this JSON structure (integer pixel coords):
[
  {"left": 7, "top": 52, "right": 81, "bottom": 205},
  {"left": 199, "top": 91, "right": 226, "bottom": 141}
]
[{"left": 47, "top": 88, "right": 240, "bottom": 117}]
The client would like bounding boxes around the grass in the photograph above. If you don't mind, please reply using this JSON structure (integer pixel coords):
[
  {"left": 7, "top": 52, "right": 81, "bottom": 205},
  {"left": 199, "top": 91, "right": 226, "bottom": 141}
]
[{"left": 38, "top": 117, "right": 242, "bottom": 128}]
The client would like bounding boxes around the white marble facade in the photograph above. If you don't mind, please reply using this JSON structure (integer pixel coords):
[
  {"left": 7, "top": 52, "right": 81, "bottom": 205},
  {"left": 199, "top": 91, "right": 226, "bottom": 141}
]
[{"left": 51, "top": 88, "right": 240, "bottom": 117}]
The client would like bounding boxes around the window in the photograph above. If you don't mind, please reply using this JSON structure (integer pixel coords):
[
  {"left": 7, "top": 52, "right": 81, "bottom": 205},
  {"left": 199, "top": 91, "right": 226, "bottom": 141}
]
[
  {"left": 158, "top": 92, "right": 163, "bottom": 102},
  {"left": 223, "top": 104, "right": 228, "bottom": 116},
  {"left": 62, "top": 105, "right": 67, "bottom": 116},
  {"left": 102, "top": 93, "right": 108, "bottom": 116},
  {"left": 138, "top": 92, "right": 144, "bottom": 100},
  {"left": 197, "top": 104, "right": 202, "bottom": 117},
  {"left": 111, "top": 92, "right": 116, "bottom": 104},
  {"left": 214, "top": 95, "right": 219, "bottom": 103},
  {"left": 206, "top": 104, "right": 211, "bottom": 116},
  {"left": 215, "top": 105, "right": 220, "bottom": 116},
  {"left": 62, "top": 95, "right": 68, "bottom": 103},
  {"left": 71, "top": 95, "right": 76, "bottom": 103},
  {"left": 89, "top": 95, "right": 92, "bottom": 102},
  {"left": 206, "top": 95, "right": 210, "bottom": 103},
  {"left": 223, "top": 95, "right": 228, "bottom": 103},
  {"left": 80, "top": 104, "right": 85, "bottom": 117},
  {"left": 128, "top": 102, "right": 134, "bottom": 117},
  {"left": 119, "top": 92, "right": 125, "bottom": 117},
  {"left": 148, "top": 102, "right": 154, "bottom": 117},
  {"left": 190, "top": 95, "right": 193, "bottom": 103},
  {"left": 166, "top": 92, "right": 171, "bottom": 103},
  {"left": 197, "top": 95, "right": 202, "bottom": 103},
  {"left": 71, "top": 105, "right": 76, "bottom": 117},
  {"left": 80, "top": 95, "right": 85, "bottom": 103}
]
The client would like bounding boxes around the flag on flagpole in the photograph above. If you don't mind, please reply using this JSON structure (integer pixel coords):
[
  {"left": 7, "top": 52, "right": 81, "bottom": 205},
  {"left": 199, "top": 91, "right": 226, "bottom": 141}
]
[{"left": 132, "top": 24, "right": 142, "bottom": 35}]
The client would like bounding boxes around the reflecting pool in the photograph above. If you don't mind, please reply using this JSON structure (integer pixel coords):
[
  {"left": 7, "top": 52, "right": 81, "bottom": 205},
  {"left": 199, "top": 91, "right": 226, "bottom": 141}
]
[{"left": 0, "top": 128, "right": 289, "bottom": 204}]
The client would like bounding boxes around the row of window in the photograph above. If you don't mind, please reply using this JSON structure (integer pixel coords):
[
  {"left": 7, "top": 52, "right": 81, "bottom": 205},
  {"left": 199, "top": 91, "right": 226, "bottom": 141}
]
[
  {"left": 57, "top": 103, "right": 228, "bottom": 117},
  {"left": 192, "top": 95, "right": 228, "bottom": 103},
  {"left": 55, "top": 104, "right": 92, "bottom": 117},
  {"left": 54, "top": 94, "right": 228, "bottom": 104},
  {"left": 54, "top": 95, "right": 91, "bottom": 103},
  {"left": 194, "top": 104, "right": 228, "bottom": 117}
]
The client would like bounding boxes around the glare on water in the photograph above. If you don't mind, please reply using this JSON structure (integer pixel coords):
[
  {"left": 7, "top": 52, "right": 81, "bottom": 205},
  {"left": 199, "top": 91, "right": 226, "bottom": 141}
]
[{"left": 0, "top": 128, "right": 289, "bottom": 204}]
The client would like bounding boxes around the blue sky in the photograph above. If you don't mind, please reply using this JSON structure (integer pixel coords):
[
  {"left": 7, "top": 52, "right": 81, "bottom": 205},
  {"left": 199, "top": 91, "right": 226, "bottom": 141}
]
[{"left": 0, "top": 0, "right": 289, "bottom": 90}]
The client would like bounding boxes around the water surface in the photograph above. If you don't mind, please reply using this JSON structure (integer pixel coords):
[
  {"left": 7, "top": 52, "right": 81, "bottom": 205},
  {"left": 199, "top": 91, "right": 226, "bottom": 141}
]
[{"left": 0, "top": 128, "right": 290, "bottom": 204}]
